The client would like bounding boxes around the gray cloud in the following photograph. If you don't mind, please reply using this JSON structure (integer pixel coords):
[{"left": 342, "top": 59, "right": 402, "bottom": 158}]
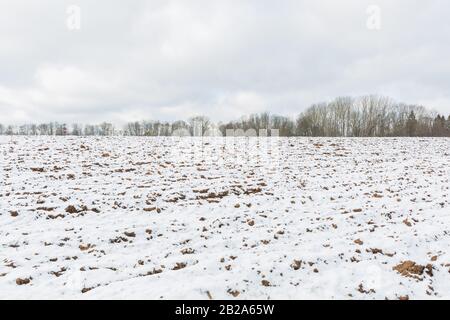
[{"left": 0, "top": 0, "right": 449, "bottom": 124}]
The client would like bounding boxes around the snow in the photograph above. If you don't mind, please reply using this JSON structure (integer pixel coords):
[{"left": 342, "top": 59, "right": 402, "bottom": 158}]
[{"left": 1, "top": 136, "right": 449, "bottom": 299}]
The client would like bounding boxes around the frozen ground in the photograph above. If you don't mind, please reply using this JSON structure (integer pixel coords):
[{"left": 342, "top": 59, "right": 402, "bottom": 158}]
[{"left": 0, "top": 136, "right": 449, "bottom": 300}]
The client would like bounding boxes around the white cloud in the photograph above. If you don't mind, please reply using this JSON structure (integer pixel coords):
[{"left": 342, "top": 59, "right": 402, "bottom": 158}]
[{"left": 0, "top": 0, "right": 449, "bottom": 125}]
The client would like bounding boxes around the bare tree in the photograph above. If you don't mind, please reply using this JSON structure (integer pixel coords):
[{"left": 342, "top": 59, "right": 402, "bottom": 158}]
[{"left": 1, "top": 95, "right": 448, "bottom": 137}]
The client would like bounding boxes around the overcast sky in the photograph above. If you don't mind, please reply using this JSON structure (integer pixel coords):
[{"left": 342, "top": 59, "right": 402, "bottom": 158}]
[{"left": 0, "top": 0, "right": 449, "bottom": 124}]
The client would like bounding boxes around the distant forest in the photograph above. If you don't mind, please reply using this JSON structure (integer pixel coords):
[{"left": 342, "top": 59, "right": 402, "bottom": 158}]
[{"left": 2, "top": 95, "right": 450, "bottom": 137}]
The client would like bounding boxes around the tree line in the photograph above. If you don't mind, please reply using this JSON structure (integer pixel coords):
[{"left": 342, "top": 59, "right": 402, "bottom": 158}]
[{"left": 1, "top": 95, "right": 449, "bottom": 137}]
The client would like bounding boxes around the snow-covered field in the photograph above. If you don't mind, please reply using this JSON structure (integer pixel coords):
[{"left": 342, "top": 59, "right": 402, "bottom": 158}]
[{"left": 1, "top": 136, "right": 449, "bottom": 300}]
